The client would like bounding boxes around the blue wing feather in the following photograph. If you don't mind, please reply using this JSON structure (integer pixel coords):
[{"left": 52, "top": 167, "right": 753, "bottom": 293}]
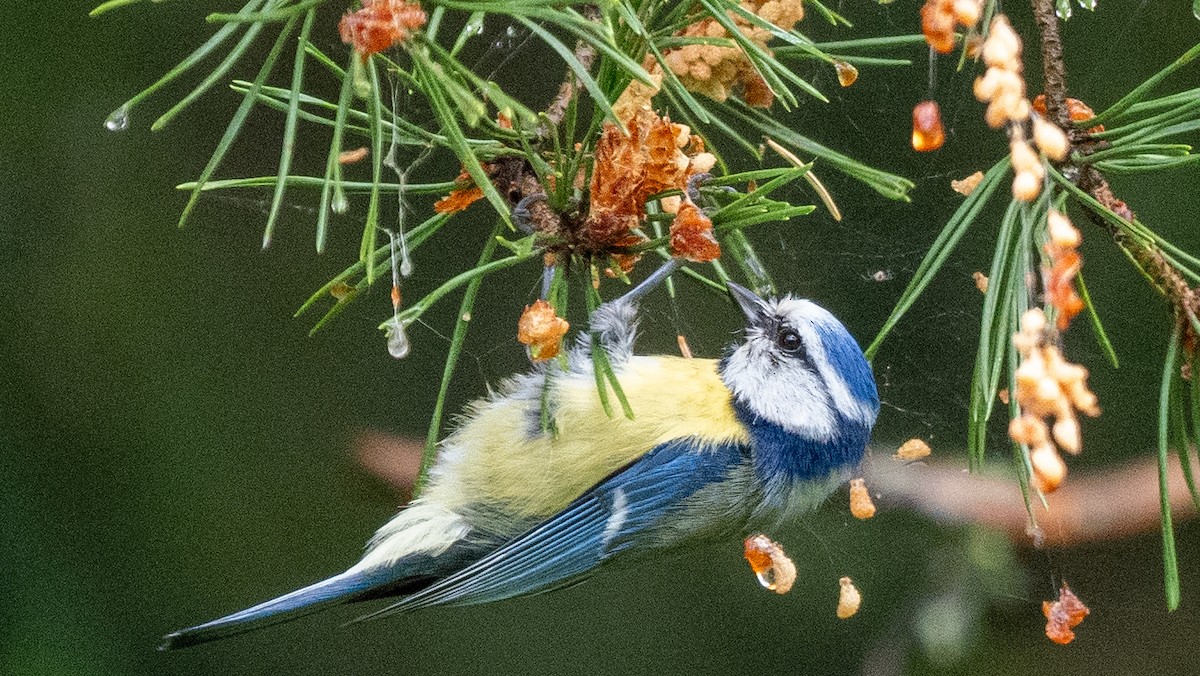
[{"left": 354, "top": 438, "right": 747, "bottom": 620}]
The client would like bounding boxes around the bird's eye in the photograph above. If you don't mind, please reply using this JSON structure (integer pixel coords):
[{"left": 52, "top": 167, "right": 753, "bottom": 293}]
[{"left": 777, "top": 328, "right": 804, "bottom": 356}]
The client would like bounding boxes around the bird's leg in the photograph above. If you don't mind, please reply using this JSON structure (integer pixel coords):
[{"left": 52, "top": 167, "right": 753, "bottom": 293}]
[
  {"left": 585, "top": 258, "right": 683, "bottom": 362},
  {"left": 621, "top": 257, "right": 684, "bottom": 305},
  {"left": 540, "top": 263, "right": 556, "bottom": 300}
]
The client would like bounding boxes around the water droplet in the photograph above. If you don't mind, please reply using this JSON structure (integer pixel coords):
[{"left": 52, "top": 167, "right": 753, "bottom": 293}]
[
  {"left": 399, "top": 254, "right": 413, "bottom": 278},
  {"left": 1055, "top": 0, "right": 1072, "bottom": 20},
  {"left": 385, "top": 317, "right": 410, "bottom": 359},
  {"left": 105, "top": 106, "right": 130, "bottom": 132},
  {"left": 1076, "top": 0, "right": 1097, "bottom": 11},
  {"left": 505, "top": 25, "right": 517, "bottom": 38},
  {"left": 867, "top": 269, "right": 894, "bottom": 282},
  {"left": 461, "top": 312, "right": 472, "bottom": 322},
  {"left": 332, "top": 193, "right": 349, "bottom": 214}
]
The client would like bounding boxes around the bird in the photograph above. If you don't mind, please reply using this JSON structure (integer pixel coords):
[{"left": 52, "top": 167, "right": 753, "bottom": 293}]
[{"left": 162, "top": 262, "right": 879, "bottom": 650}]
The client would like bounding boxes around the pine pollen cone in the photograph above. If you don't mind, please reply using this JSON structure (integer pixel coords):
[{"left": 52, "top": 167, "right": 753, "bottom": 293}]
[
  {"left": 586, "top": 109, "right": 715, "bottom": 265},
  {"left": 922, "top": 0, "right": 982, "bottom": 54},
  {"left": 1009, "top": 308, "right": 1100, "bottom": 493},
  {"left": 517, "top": 299, "right": 569, "bottom": 362},
  {"left": 339, "top": 0, "right": 427, "bottom": 59},
  {"left": 973, "top": 15, "right": 1030, "bottom": 130},
  {"left": 1044, "top": 210, "right": 1085, "bottom": 330},
  {"left": 661, "top": 0, "right": 805, "bottom": 107}
]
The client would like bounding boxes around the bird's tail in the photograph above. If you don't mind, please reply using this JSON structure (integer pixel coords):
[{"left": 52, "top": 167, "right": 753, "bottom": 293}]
[{"left": 160, "top": 565, "right": 402, "bottom": 650}]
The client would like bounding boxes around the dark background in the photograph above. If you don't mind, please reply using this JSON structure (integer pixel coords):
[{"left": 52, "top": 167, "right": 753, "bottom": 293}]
[{"left": 2, "top": 1, "right": 1199, "bottom": 674}]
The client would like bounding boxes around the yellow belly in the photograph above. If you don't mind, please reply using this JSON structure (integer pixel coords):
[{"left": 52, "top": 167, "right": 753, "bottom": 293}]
[{"left": 422, "top": 356, "right": 750, "bottom": 521}]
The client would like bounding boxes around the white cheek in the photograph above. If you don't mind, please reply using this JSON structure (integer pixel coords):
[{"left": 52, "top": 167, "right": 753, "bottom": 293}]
[{"left": 724, "top": 346, "right": 837, "bottom": 438}]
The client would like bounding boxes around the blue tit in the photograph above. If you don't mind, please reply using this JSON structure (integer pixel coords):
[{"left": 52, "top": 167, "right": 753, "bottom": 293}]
[{"left": 162, "top": 266, "right": 879, "bottom": 650}]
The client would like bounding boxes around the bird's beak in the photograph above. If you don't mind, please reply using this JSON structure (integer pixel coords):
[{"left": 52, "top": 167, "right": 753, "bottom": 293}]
[{"left": 727, "top": 282, "right": 770, "bottom": 326}]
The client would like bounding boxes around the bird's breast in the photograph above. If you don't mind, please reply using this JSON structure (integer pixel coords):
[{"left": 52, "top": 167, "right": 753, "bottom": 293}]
[{"left": 421, "top": 356, "right": 753, "bottom": 531}]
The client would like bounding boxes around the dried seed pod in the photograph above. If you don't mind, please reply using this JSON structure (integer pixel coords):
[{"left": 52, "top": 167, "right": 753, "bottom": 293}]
[
  {"left": 912, "top": 101, "right": 946, "bottom": 152},
  {"left": 338, "top": 147, "right": 369, "bottom": 165},
  {"left": 434, "top": 168, "right": 485, "bottom": 214},
  {"left": 972, "top": 271, "right": 990, "bottom": 293},
  {"left": 837, "top": 577, "right": 861, "bottom": 619},
  {"left": 517, "top": 299, "right": 570, "bottom": 362},
  {"left": 849, "top": 478, "right": 876, "bottom": 519},
  {"left": 744, "top": 534, "right": 797, "bottom": 594},
  {"left": 834, "top": 61, "right": 858, "bottom": 87},
  {"left": 1043, "top": 583, "right": 1089, "bottom": 644},
  {"left": 587, "top": 108, "right": 712, "bottom": 255},
  {"left": 662, "top": 0, "right": 804, "bottom": 106},
  {"left": 952, "top": 171, "right": 985, "bottom": 196},
  {"left": 893, "top": 438, "right": 932, "bottom": 461},
  {"left": 669, "top": 201, "right": 721, "bottom": 263}
]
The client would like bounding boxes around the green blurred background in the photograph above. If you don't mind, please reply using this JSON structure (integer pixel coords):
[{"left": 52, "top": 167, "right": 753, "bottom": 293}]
[{"left": 2, "top": 1, "right": 1199, "bottom": 674}]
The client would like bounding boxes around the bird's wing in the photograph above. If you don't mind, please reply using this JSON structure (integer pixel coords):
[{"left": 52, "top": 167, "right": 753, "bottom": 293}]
[{"left": 353, "top": 438, "right": 747, "bottom": 620}]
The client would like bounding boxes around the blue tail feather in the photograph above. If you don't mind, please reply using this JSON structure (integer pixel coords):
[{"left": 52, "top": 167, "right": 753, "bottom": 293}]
[{"left": 160, "top": 566, "right": 401, "bottom": 650}]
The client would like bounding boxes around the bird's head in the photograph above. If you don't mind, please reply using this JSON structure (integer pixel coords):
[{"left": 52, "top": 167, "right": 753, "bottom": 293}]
[{"left": 720, "top": 283, "right": 879, "bottom": 450}]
